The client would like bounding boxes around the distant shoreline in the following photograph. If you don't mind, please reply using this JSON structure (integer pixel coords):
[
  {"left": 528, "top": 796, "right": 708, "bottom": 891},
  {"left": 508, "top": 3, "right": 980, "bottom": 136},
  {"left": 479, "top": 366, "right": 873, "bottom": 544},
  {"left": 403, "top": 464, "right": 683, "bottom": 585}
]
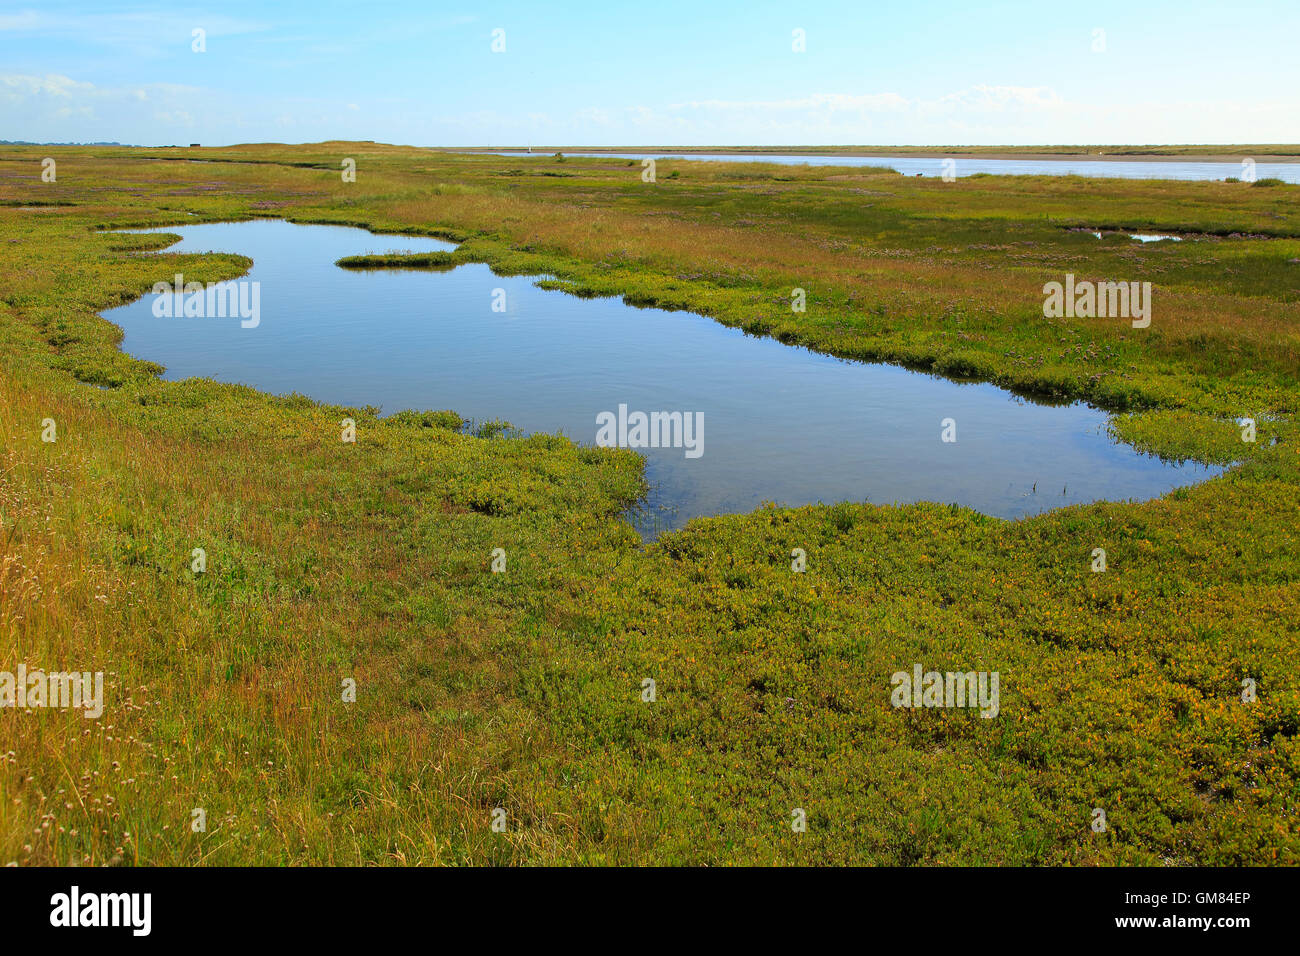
[{"left": 441, "top": 146, "right": 1300, "bottom": 163}]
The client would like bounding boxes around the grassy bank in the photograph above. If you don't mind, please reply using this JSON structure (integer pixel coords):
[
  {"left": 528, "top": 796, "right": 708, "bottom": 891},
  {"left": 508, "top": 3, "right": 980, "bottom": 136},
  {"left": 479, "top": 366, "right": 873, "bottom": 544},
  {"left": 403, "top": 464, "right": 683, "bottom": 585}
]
[{"left": 1, "top": 143, "right": 1297, "bottom": 864}]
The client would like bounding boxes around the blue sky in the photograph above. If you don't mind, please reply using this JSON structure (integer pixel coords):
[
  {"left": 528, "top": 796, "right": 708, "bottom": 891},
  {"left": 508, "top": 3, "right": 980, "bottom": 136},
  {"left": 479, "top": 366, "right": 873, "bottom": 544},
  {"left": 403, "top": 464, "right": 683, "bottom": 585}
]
[{"left": 2, "top": 0, "right": 1297, "bottom": 146}]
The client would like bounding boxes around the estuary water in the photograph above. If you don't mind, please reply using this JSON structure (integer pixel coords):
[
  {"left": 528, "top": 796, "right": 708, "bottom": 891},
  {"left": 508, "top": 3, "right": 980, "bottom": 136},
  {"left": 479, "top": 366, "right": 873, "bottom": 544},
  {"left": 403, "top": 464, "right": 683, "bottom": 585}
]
[{"left": 481, "top": 151, "right": 1300, "bottom": 183}]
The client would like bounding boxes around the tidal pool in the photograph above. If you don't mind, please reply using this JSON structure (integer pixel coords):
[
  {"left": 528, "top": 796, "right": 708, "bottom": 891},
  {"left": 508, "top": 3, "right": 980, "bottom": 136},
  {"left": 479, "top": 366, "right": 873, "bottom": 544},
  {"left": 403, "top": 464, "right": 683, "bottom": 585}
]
[
  {"left": 105, "top": 220, "right": 1221, "bottom": 536},
  {"left": 1130, "top": 233, "right": 1184, "bottom": 243}
]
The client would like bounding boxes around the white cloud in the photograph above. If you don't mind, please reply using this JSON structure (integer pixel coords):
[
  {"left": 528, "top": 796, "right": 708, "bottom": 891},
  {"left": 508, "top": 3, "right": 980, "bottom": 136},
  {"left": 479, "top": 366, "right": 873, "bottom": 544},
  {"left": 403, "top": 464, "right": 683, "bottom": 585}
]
[
  {"left": 0, "top": 72, "right": 94, "bottom": 98},
  {"left": 669, "top": 93, "right": 911, "bottom": 113},
  {"left": 0, "top": 10, "right": 40, "bottom": 31},
  {"left": 2, "top": 71, "right": 1295, "bottom": 147},
  {"left": 935, "top": 85, "right": 1065, "bottom": 111}
]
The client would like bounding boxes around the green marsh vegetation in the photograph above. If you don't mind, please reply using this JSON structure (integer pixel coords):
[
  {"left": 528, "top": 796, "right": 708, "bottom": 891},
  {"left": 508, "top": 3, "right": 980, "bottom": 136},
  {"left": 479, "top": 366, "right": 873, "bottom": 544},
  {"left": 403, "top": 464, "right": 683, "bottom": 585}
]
[
  {"left": 335, "top": 250, "right": 459, "bottom": 269},
  {"left": 0, "top": 143, "right": 1297, "bottom": 864}
]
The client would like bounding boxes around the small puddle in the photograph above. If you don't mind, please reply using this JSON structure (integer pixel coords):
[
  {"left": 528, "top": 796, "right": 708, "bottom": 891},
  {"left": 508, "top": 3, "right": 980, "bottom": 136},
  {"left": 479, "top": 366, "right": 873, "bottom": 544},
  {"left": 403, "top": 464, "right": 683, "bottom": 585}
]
[
  {"left": 1086, "top": 231, "right": 1186, "bottom": 242},
  {"left": 104, "top": 220, "right": 1222, "bottom": 537}
]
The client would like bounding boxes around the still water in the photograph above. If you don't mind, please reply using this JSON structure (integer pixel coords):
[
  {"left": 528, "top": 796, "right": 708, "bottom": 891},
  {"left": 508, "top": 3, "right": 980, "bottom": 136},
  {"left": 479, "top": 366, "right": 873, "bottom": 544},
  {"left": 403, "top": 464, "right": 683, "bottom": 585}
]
[
  {"left": 106, "top": 220, "right": 1221, "bottom": 535},
  {"left": 483, "top": 151, "right": 1300, "bottom": 183}
]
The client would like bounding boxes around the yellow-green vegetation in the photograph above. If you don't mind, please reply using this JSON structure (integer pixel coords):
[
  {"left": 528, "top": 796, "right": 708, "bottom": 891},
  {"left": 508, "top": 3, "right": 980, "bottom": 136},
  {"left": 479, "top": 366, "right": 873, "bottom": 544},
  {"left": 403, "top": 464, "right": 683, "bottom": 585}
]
[{"left": 1, "top": 142, "right": 1297, "bottom": 865}]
